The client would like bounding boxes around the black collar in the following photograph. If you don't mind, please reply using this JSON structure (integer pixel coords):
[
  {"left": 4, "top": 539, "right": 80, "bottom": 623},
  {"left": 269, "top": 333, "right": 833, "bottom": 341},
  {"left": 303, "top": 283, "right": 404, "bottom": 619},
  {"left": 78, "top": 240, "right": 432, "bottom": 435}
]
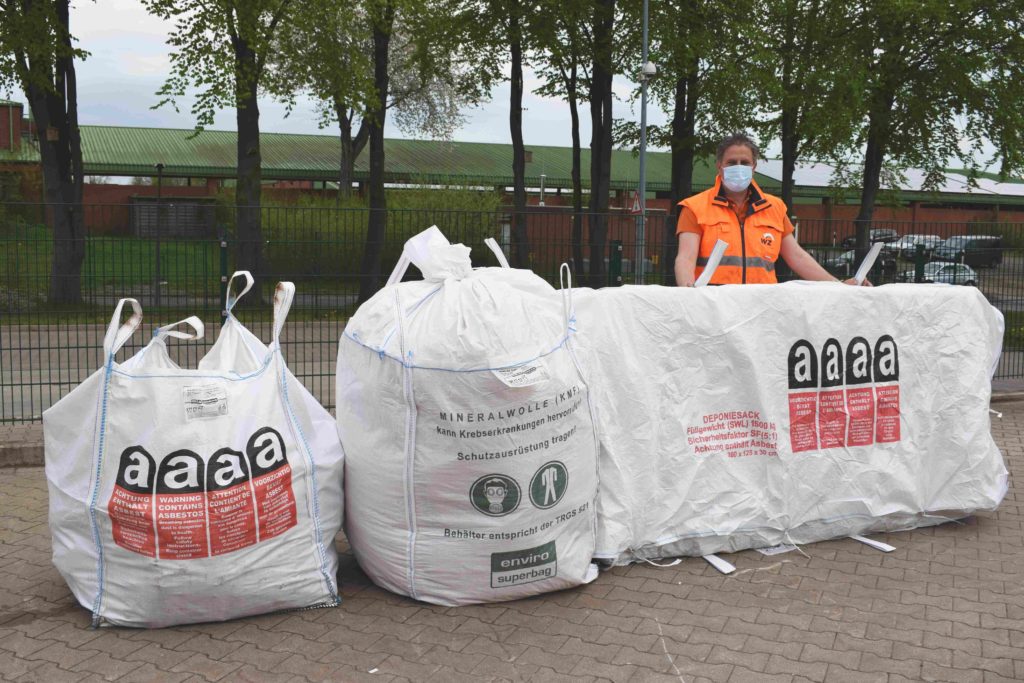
[{"left": 712, "top": 179, "right": 771, "bottom": 216}]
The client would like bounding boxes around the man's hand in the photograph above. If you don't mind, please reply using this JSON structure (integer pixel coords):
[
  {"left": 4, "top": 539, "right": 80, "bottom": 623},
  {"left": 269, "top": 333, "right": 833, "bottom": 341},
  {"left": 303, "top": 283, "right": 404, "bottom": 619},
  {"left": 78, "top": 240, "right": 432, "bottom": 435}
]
[{"left": 842, "top": 278, "right": 872, "bottom": 287}]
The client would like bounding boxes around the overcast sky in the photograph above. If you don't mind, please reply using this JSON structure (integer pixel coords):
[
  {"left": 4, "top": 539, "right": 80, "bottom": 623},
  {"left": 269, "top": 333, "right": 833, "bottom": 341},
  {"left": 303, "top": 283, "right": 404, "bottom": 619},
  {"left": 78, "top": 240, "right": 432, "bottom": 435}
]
[{"left": 4, "top": 0, "right": 669, "bottom": 150}]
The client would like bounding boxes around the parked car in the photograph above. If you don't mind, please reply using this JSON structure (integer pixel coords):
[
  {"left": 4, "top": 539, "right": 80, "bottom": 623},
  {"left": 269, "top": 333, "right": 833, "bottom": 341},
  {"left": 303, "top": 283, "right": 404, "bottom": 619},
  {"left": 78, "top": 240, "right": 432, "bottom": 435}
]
[
  {"left": 841, "top": 228, "right": 900, "bottom": 249},
  {"left": 898, "top": 261, "right": 978, "bottom": 285},
  {"left": 931, "top": 235, "right": 1004, "bottom": 268},
  {"left": 823, "top": 249, "right": 895, "bottom": 278},
  {"left": 887, "top": 234, "right": 943, "bottom": 259}
]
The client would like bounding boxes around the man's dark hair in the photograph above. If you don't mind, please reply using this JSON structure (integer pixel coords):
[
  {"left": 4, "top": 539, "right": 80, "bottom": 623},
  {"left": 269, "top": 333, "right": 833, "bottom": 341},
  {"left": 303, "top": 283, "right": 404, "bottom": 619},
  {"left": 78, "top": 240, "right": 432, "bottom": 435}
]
[{"left": 716, "top": 133, "right": 760, "bottom": 162}]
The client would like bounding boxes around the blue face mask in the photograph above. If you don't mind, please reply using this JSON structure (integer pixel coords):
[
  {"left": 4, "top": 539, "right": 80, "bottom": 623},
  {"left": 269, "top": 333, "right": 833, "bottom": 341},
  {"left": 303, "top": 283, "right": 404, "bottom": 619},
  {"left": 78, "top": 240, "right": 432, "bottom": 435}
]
[{"left": 722, "top": 165, "right": 753, "bottom": 193}]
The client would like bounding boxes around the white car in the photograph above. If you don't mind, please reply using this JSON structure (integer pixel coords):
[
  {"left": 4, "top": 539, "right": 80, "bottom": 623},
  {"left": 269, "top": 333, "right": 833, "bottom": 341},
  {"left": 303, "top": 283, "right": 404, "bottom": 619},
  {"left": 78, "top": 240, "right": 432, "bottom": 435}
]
[{"left": 898, "top": 261, "right": 978, "bottom": 285}]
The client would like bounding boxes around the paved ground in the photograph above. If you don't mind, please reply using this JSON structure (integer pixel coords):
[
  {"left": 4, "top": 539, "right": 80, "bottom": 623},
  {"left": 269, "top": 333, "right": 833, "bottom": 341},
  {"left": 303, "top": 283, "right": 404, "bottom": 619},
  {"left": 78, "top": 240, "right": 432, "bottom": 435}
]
[{"left": 2, "top": 402, "right": 1023, "bottom": 682}]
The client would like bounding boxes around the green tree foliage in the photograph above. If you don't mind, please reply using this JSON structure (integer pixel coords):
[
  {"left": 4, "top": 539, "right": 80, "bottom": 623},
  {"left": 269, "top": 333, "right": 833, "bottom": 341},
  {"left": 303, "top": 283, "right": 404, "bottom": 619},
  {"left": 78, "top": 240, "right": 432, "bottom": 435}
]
[
  {"left": 142, "top": 0, "right": 297, "bottom": 295},
  {"left": 0, "top": 0, "right": 87, "bottom": 303},
  {"left": 750, "top": 0, "right": 858, "bottom": 211},
  {"left": 274, "top": 0, "right": 470, "bottom": 202},
  {"left": 273, "top": 1, "right": 375, "bottom": 200},
  {"left": 834, "top": 0, "right": 1024, "bottom": 249}
]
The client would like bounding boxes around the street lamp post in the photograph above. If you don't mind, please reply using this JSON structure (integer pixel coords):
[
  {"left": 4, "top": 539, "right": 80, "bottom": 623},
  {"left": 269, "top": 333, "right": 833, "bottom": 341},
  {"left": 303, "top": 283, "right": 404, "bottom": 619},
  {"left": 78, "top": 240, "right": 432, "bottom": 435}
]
[{"left": 637, "top": 0, "right": 654, "bottom": 284}]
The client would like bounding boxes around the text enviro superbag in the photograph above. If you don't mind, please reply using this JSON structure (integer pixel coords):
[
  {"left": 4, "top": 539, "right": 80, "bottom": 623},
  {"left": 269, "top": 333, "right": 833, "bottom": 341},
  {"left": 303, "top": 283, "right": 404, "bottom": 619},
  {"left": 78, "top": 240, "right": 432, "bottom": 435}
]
[{"left": 43, "top": 273, "right": 344, "bottom": 627}]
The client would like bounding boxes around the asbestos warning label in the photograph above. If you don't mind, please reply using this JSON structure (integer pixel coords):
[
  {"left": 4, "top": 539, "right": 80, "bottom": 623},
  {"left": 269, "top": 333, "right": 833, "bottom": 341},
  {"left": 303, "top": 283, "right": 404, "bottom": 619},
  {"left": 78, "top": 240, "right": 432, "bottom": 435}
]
[{"left": 107, "top": 426, "right": 297, "bottom": 559}]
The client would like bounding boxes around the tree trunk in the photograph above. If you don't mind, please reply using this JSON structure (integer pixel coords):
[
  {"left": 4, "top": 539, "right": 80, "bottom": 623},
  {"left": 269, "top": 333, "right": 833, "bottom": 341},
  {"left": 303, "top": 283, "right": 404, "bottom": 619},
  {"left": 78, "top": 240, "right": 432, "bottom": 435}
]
[
  {"left": 662, "top": 70, "right": 697, "bottom": 284},
  {"left": 357, "top": 1, "right": 394, "bottom": 303},
  {"left": 337, "top": 102, "right": 354, "bottom": 201},
  {"left": 855, "top": 92, "right": 893, "bottom": 252},
  {"left": 30, "top": 0, "right": 85, "bottom": 305},
  {"left": 509, "top": 4, "right": 530, "bottom": 269},
  {"left": 235, "top": 38, "right": 263, "bottom": 300},
  {"left": 568, "top": 61, "right": 584, "bottom": 281},
  {"left": 779, "top": 0, "right": 797, "bottom": 211},
  {"left": 335, "top": 99, "right": 370, "bottom": 202},
  {"left": 587, "top": 0, "right": 615, "bottom": 288}
]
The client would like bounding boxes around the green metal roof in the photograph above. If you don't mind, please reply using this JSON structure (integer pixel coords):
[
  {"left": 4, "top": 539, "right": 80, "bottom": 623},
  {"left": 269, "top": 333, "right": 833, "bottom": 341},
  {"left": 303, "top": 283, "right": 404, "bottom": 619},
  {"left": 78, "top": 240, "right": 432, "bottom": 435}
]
[
  {"left": 0, "top": 124, "right": 716, "bottom": 192},
  {"left": 1, "top": 123, "right": 1023, "bottom": 205}
]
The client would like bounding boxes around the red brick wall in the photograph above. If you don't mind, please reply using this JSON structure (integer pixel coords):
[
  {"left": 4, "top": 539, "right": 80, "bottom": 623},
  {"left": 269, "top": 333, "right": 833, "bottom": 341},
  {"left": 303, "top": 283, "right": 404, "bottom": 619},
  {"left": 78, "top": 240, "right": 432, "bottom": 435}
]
[{"left": 0, "top": 104, "right": 22, "bottom": 151}]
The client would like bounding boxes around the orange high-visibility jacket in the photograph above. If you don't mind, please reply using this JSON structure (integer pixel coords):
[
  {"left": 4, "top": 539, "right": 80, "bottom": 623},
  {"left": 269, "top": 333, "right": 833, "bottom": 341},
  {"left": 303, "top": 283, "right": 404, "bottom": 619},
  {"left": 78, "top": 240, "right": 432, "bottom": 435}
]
[{"left": 679, "top": 177, "right": 790, "bottom": 284}]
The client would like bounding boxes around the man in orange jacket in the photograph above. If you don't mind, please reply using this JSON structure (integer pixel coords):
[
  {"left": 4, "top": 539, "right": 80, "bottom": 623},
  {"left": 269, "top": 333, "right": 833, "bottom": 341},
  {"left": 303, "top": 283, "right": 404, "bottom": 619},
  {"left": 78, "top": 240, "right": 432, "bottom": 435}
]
[{"left": 675, "top": 133, "right": 868, "bottom": 287}]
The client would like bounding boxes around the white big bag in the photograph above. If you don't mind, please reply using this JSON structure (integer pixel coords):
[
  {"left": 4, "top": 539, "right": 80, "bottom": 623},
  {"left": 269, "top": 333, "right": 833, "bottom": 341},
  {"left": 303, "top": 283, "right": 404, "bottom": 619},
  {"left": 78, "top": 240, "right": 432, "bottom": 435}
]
[
  {"left": 337, "top": 227, "right": 599, "bottom": 605},
  {"left": 572, "top": 282, "right": 1008, "bottom": 564},
  {"left": 43, "top": 273, "right": 344, "bottom": 627}
]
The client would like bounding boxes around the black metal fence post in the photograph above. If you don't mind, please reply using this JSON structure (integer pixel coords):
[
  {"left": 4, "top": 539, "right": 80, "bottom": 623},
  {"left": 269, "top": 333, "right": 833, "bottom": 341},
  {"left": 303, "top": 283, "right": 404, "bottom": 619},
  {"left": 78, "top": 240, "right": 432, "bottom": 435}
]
[
  {"left": 609, "top": 240, "right": 623, "bottom": 286},
  {"left": 914, "top": 244, "right": 926, "bottom": 283},
  {"left": 219, "top": 223, "right": 229, "bottom": 318},
  {"left": 154, "top": 163, "right": 164, "bottom": 308}
]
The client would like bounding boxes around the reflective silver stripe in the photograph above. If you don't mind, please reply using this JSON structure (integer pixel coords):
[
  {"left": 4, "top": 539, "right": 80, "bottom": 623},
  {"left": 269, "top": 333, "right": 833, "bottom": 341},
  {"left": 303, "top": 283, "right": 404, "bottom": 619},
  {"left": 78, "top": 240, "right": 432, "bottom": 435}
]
[{"left": 697, "top": 255, "right": 776, "bottom": 272}]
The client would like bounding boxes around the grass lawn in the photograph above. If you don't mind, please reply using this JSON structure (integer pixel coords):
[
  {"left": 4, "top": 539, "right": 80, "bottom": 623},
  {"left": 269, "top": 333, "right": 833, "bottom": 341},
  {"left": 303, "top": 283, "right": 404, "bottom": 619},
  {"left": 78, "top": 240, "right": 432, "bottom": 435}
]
[{"left": 0, "top": 224, "right": 364, "bottom": 301}]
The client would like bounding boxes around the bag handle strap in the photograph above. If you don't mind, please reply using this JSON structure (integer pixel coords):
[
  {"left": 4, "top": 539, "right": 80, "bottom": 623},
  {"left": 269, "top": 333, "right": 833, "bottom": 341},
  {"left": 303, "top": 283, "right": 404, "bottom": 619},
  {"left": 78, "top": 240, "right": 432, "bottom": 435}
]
[
  {"left": 559, "top": 263, "right": 574, "bottom": 336},
  {"left": 153, "top": 316, "right": 204, "bottom": 342},
  {"left": 484, "top": 238, "right": 511, "bottom": 268},
  {"left": 103, "top": 298, "right": 143, "bottom": 358},
  {"left": 386, "top": 254, "right": 411, "bottom": 287},
  {"left": 225, "top": 271, "right": 254, "bottom": 313},
  {"left": 272, "top": 281, "right": 295, "bottom": 345}
]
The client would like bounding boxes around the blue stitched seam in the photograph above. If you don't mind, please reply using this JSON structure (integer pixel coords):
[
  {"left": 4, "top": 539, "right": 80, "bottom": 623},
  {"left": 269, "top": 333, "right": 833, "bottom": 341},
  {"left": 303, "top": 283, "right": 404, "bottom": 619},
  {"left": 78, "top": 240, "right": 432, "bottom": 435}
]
[
  {"left": 341, "top": 332, "right": 573, "bottom": 371},
  {"left": 278, "top": 350, "right": 339, "bottom": 606},
  {"left": 110, "top": 351, "right": 273, "bottom": 381},
  {"left": 87, "top": 357, "right": 114, "bottom": 626},
  {"left": 379, "top": 284, "right": 443, "bottom": 350}
]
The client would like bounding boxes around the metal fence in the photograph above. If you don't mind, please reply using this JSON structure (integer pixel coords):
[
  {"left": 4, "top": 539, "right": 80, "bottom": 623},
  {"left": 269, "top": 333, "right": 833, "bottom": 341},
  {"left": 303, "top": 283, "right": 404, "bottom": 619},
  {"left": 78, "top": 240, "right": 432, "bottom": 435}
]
[{"left": 3, "top": 201, "right": 1024, "bottom": 423}]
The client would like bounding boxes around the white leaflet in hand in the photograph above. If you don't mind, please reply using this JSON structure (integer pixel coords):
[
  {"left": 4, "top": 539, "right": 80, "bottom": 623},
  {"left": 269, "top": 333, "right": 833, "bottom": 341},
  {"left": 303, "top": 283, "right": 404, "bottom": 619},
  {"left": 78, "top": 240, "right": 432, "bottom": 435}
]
[
  {"left": 694, "top": 240, "right": 728, "bottom": 287},
  {"left": 854, "top": 242, "right": 884, "bottom": 284}
]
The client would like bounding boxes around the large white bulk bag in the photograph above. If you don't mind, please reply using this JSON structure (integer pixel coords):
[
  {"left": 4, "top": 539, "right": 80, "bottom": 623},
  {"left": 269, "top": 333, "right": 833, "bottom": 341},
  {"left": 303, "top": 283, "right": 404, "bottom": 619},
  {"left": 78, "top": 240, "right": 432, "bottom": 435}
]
[
  {"left": 337, "top": 227, "right": 599, "bottom": 605},
  {"left": 43, "top": 273, "right": 344, "bottom": 627},
  {"left": 572, "top": 282, "right": 1007, "bottom": 564}
]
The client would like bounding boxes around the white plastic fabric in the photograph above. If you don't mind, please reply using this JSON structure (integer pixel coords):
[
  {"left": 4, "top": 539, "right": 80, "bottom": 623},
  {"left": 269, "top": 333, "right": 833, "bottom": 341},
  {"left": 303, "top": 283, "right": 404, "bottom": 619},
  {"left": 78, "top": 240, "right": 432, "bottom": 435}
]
[
  {"left": 337, "top": 227, "right": 599, "bottom": 606},
  {"left": 43, "top": 273, "right": 344, "bottom": 627},
  {"left": 571, "top": 281, "right": 1008, "bottom": 564}
]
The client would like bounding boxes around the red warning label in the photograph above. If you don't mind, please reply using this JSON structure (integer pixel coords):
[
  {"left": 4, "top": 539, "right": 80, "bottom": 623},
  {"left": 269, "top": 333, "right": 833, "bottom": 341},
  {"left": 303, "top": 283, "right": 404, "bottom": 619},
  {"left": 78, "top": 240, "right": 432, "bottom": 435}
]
[
  {"left": 156, "top": 492, "right": 209, "bottom": 559},
  {"left": 845, "top": 387, "right": 875, "bottom": 447},
  {"left": 818, "top": 390, "right": 847, "bottom": 449},
  {"left": 875, "top": 385, "right": 901, "bottom": 443},
  {"left": 206, "top": 448, "right": 258, "bottom": 556},
  {"left": 253, "top": 464, "right": 297, "bottom": 540},
  {"left": 788, "top": 392, "right": 818, "bottom": 453},
  {"left": 109, "top": 485, "right": 156, "bottom": 557}
]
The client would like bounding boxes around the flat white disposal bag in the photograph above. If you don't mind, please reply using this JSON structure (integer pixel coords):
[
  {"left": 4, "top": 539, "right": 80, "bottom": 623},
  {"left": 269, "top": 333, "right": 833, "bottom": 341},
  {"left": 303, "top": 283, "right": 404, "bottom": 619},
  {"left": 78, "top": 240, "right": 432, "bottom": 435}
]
[
  {"left": 337, "top": 227, "right": 599, "bottom": 605},
  {"left": 43, "top": 273, "right": 344, "bottom": 627},
  {"left": 570, "top": 281, "right": 1008, "bottom": 564}
]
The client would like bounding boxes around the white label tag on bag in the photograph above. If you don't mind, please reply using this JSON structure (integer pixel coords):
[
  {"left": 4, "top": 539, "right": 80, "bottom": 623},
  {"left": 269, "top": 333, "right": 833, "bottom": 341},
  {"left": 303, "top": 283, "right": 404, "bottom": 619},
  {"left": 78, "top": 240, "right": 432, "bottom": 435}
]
[
  {"left": 183, "top": 384, "right": 228, "bottom": 421},
  {"left": 493, "top": 361, "right": 550, "bottom": 388},
  {"left": 756, "top": 544, "right": 797, "bottom": 556}
]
